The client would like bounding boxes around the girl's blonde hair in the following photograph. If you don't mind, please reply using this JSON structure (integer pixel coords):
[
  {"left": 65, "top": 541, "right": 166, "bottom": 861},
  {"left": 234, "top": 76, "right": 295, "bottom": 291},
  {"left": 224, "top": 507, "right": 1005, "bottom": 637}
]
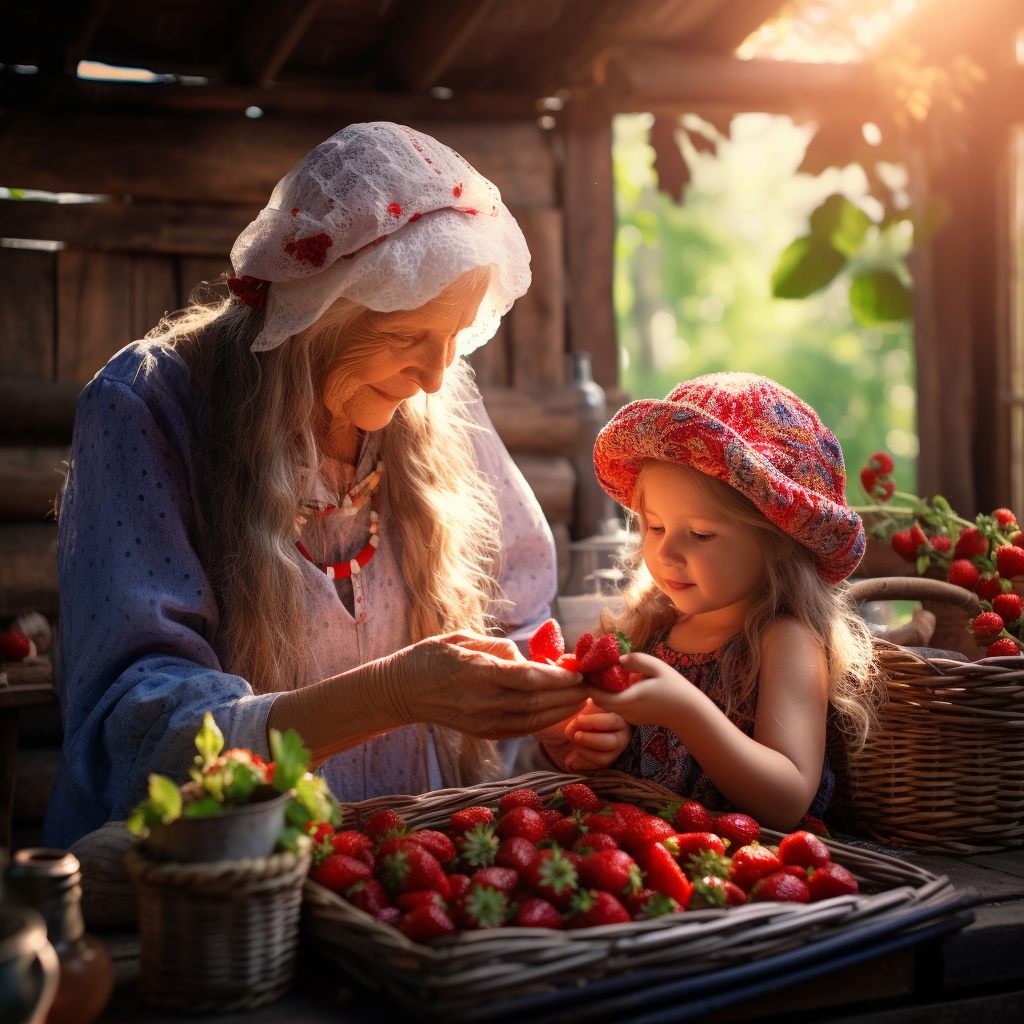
[
  {"left": 145, "top": 267, "right": 503, "bottom": 784},
  {"left": 601, "top": 461, "right": 883, "bottom": 750}
]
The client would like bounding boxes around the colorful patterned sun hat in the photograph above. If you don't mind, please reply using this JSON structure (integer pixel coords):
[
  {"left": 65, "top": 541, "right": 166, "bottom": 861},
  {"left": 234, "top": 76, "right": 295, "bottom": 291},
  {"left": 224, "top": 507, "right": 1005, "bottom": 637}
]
[{"left": 594, "top": 371, "right": 864, "bottom": 583}]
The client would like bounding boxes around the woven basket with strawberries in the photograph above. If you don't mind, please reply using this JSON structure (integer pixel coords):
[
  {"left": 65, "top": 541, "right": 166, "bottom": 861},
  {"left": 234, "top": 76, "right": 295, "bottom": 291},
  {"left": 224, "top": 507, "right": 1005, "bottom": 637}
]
[{"left": 301, "top": 771, "right": 956, "bottom": 1018}]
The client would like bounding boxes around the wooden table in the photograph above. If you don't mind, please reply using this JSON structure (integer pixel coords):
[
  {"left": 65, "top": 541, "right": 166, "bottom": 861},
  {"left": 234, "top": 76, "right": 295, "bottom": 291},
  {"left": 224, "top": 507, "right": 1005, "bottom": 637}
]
[
  {"left": 94, "top": 847, "right": 1024, "bottom": 1024},
  {"left": 0, "top": 657, "right": 56, "bottom": 852}
]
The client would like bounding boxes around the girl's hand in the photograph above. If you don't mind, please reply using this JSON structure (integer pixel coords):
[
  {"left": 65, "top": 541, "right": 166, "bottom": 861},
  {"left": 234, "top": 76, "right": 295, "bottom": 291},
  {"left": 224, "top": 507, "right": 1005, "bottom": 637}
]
[
  {"left": 583, "top": 652, "right": 695, "bottom": 727},
  {"left": 563, "top": 699, "right": 632, "bottom": 771}
]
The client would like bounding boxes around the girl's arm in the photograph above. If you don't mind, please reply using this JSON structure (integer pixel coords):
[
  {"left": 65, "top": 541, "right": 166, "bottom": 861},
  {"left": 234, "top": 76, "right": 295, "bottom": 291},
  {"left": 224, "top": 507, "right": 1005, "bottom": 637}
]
[{"left": 592, "top": 618, "right": 828, "bottom": 831}]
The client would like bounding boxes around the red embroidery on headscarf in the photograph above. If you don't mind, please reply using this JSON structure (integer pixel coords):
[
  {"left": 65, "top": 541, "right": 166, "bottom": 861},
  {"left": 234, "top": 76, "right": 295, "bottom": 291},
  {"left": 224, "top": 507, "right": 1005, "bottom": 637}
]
[
  {"left": 225, "top": 275, "right": 268, "bottom": 310},
  {"left": 408, "top": 212, "right": 422, "bottom": 221},
  {"left": 461, "top": 208, "right": 479, "bottom": 215},
  {"left": 284, "top": 232, "right": 333, "bottom": 268},
  {"left": 290, "top": 208, "right": 299, "bottom": 216},
  {"left": 453, "top": 183, "right": 462, "bottom": 197},
  {"left": 387, "top": 202, "right": 402, "bottom": 216}
]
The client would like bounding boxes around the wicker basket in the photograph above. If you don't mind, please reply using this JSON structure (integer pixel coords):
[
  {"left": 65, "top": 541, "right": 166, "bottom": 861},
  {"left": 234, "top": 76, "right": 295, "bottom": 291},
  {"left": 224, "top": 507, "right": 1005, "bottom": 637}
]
[
  {"left": 125, "top": 845, "right": 310, "bottom": 1013},
  {"left": 302, "top": 770, "right": 953, "bottom": 1019},
  {"left": 837, "top": 577, "right": 1024, "bottom": 854}
]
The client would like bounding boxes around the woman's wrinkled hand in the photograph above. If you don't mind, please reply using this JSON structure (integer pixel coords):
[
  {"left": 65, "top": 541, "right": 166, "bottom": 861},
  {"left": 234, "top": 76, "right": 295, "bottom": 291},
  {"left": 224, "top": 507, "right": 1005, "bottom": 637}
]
[{"left": 381, "top": 631, "right": 588, "bottom": 739}]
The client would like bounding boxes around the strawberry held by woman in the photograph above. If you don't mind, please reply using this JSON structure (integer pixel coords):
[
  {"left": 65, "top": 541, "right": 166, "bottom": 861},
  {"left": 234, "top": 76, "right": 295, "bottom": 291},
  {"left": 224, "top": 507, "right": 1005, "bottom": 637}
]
[{"left": 537, "top": 372, "right": 883, "bottom": 833}]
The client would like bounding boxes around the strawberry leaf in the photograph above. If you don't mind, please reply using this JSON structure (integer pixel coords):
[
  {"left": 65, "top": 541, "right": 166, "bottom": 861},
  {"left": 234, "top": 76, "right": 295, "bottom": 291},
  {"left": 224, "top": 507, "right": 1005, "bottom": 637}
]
[
  {"left": 194, "top": 711, "right": 224, "bottom": 766},
  {"left": 269, "top": 727, "right": 310, "bottom": 791}
]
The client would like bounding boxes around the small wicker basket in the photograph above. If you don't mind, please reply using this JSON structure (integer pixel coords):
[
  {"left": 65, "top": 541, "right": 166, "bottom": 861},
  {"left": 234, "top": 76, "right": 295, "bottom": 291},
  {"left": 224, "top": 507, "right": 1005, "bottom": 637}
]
[
  {"left": 836, "top": 577, "right": 1024, "bottom": 853},
  {"left": 125, "top": 845, "right": 310, "bottom": 1013},
  {"left": 302, "top": 770, "right": 953, "bottom": 1020}
]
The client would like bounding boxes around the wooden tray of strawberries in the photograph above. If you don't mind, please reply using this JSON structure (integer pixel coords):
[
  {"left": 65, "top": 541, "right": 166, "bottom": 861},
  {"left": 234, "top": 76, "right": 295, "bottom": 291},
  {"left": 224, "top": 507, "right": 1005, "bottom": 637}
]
[{"left": 300, "top": 770, "right": 957, "bottom": 1019}]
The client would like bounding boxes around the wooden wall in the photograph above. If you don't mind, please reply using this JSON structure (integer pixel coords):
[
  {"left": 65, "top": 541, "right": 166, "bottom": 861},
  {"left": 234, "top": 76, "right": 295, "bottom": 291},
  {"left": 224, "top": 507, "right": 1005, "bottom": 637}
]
[{"left": 0, "top": 111, "right": 626, "bottom": 616}]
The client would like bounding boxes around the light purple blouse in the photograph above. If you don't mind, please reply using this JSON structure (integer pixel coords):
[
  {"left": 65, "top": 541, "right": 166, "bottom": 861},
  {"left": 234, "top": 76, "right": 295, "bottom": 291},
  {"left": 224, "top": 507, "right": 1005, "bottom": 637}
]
[{"left": 44, "top": 341, "right": 556, "bottom": 848}]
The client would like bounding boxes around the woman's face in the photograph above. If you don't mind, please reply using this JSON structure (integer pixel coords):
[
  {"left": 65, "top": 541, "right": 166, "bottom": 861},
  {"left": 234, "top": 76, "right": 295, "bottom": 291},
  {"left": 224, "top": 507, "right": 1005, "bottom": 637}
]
[{"left": 322, "top": 272, "right": 488, "bottom": 432}]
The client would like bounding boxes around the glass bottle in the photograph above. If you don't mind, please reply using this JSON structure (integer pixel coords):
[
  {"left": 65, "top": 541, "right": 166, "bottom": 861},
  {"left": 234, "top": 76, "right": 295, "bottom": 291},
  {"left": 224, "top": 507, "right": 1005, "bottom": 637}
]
[{"left": 5, "top": 849, "right": 114, "bottom": 1024}]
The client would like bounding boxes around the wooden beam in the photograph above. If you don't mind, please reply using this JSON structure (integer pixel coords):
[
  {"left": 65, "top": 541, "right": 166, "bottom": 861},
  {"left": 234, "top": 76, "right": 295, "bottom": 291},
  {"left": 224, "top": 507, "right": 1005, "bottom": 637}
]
[
  {"left": 231, "top": 0, "right": 324, "bottom": 88},
  {"left": 510, "top": 455, "right": 576, "bottom": 524},
  {"left": 0, "top": 448, "right": 69, "bottom": 521},
  {"left": 680, "top": 0, "right": 789, "bottom": 53},
  {"left": 479, "top": 386, "right": 581, "bottom": 456}
]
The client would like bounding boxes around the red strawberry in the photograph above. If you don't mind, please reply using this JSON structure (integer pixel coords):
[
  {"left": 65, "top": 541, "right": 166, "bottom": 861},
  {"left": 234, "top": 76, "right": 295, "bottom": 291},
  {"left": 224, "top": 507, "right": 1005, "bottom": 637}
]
[
  {"left": 663, "top": 800, "right": 713, "bottom": 833},
  {"left": 450, "top": 806, "right": 493, "bottom": 836},
  {"left": 307, "top": 821, "right": 335, "bottom": 844},
  {"left": 947, "top": 559, "right": 980, "bottom": 590},
  {"left": 621, "top": 814, "right": 676, "bottom": 854},
  {"left": 992, "top": 592, "right": 1024, "bottom": 624},
  {"left": 496, "top": 806, "right": 547, "bottom": 843},
  {"left": 683, "top": 848, "right": 733, "bottom": 883},
  {"left": 548, "top": 816, "right": 580, "bottom": 848},
  {"left": 0, "top": 630, "right": 31, "bottom": 662},
  {"left": 993, "top": 508, "right": 1018, "bottom": 528},
  {"left": 636, "top": 842, "right": 693, "bottom": 908},
  {"left": 396, "top": 890, "right": 448, "bottom": 912},
  {"left": 376, "top": 906, "right": 403, "bottom": 927},
  {"left": 454, "top": 883, "right": 509, "bottom": 929},
  {"left": 566, "top": 888, "right": 631, "bottom": 928},
  {"left": 664, "top": 832, "right": 728, "bottom": 860},
  {"left": 456, "top": 823, "right": 500, "bottom": 869},
  {"left": 514, "top": 896, "right": 563, "bottom": 929},
  {"left": 540, "top": 808, "right": 564, "bottom": 828},
  {"left": 379, "top": 842, "right": 451, "bottom": 898},
  {"left": 1014, "top": 532, "right": 1024, "bottom": 549},
  {"left": 347, "top": 878, "right": 392, "bottom": 916},
  {"left": 713, "top": 813, "right": 760, "bottom": 848},
  {"left": 399, "top": 903, "right": 457, "bottom": 942},
  {"left": 313, "top": 853, "right": 372, "bottom": 893},
  {"left": 778, "top": 830, "right": 831, "bottom": 869},
  {"left": 529, "top": 618, "right": 565, "bottom": 662},
  {"left": 523, "top": 847, "right": 579, "bottom": 909},
  {"left": 556, "top": 653, "right": 580, "bottom": 672},
  {"left": 408, "top": 829, "right": 456, "bottom": 864},
  {"left": 859, "top": 467, "right": 877, "bottom": 494},
  {"left": 578, "top": 632, "right": 627, "bottom": 673},
  {"left": 808, "top": 862, "right": 859, "bottom": 900},
  {"left": 971, "top": 611, "right": 1005, "bottom": 643},
  {"left": 470, "top": 866, "right": 520, "bottom": 896},
  {"left": 581, "top": 810, "right": 627, "bottom": 841},
  {"left": 780, "top": 864, "right": 813, "bottom": 880},
  {"left": 556, "top": 783, "right": 603, "bottom": 813},
  {"left": 750, "top": 871, "right": 810, "bottom": 903},
  {"left": 890, "top": 530, "right": 919, "bottom": 561},
  {"left": 363, "top": 809, "right": 407, "bottom": 843},
  {"left": 976, "top": 573, "right": 1003, "bottom": 601},
  {"left": 987, "top": 637, "right": 1021, "bottom": 657},
  {"left": 869, "top": 451, "right": 894, "bottom": 473},
  {"left": 499, "top": 788, "right": 544, "bottom": 814},
  {"left": 729, "top": 844, "right": 782, "bottom": 892},
  {"left": 955, "top": 526, "right": 989, "bottom": 559},
  {"left": 589, "top": 663, "right": 631, "bottom": 692},
  {"left": 930, "top": 535, "right": 951, "bottom": 554},
  {"left": 578, "top": 849, "right": 643, "bottom": 897},
  {"left": 573, "top": 832, "right": 619, "bottom": 855},
  {"left": 574, "top": 632, "right": 596, "bottom": 661},
  {"left": 689, "top": 874, "right": 748, "bottom": 909},
  {"left": 625, "top": 888, "right": 680, "bottom": 920},
  {"left": 610, "top": 803, "right": 646, "bottom": 824},
  {"left": 496, "top": 836, "right": 539, "bottom": 875},
  {"left": 878, "top": 480, "right": 896, "bottom": 501},
  {"left": 331, "top": 830, "right": 375, "bottom": 866},
  {"left": 997, "top": 544, "right": 1024, "bottom": 578},
  {"left": 446, "top": 873, "right": 472, "bottom": 901}
]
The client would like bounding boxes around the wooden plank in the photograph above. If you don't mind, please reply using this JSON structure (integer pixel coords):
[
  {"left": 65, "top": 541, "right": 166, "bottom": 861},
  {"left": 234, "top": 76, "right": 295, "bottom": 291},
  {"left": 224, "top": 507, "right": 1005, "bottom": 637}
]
[
  {"left": 131, "top": 254, "right": 179, "bottom": 340},
  {"left": 0, "top": 523, "right": 59, "bottom": 617},
  {"left": 467, "top": 320, "right": 509, "bottom": 388},
  {"left": 179, "top": 256, "right": 232, "bottom": 306},
  {"left": 231, "top": 0, "right": 324, "bottom": 88},
  {"left": 561, "top": 93, "right": 618, "bottom": 388},
  {"left": 56, "top": 249, "right": 132, "bottom": 382},
  {"left": 0, "top": 247, "right": 55, "bottom": 380},
  {"left": 510, "top": 455, "right": 575, "bottom": 524},
  {"left": 0, "top": 198, "right": 258, "bottom": 256},
  {"left": 834, "top": 991, "right": 1024, "bottom": 1024},
  {"left": 0, "top": 710, "right": 16, "bottom": 852},
  {"left": 509, "top": 207, "right": 565, "bottom": 388},
  {"left": 941, "top": 900, "right": 1024, "bottom": 989},
  {"left": 0, "top": 378, "right": 82, "bottom": 443},
  {"left": 479, "top": 385, "right": 580, "bottom": 456},
  {"left": 904, "top": 854, "right": 1024, "bottom": 901},
  {"left": 0, "top": 447, "right": 69, "bottom": 521}
]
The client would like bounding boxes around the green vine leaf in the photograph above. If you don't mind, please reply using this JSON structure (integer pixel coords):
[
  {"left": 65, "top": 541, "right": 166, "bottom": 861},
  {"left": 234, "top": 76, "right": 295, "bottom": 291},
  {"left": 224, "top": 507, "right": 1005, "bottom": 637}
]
[
  {"left": 771, "top": 235, "right": 846, "bottom": 298},
  {"left": 849, "top": 270, "right": 912, "bottom": 326}
]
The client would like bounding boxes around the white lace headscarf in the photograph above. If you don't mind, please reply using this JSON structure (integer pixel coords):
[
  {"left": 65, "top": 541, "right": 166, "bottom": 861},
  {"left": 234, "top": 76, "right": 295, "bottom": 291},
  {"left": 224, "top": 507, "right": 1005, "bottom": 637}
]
[{"left": 228, "top": 121, "right": 532, "bottom": 354}]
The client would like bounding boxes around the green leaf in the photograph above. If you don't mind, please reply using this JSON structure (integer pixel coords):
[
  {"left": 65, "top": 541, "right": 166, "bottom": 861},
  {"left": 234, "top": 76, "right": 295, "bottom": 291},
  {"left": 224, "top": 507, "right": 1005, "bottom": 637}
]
[
  {"left": 931, "top": 495, "right": 952, "bottom": 512},
  {"left": 771, "top": 235, "right": 846, "bottom": 299},
  {"left": 916, "top": 553, "right": 931, "bottom": 575},
  {"left": 220, "top": 760, "right": 261, "bottom": 804},
  {"left": 294, "top": 775, "right": 332, "bottom": 824},
  {"left": 195, "top": 711, "right": 224, "bottom": 766},
  {"left": 269, "top": 728, "right": 311, "bottom": 792},
  {"left": 285, "top": 796, "right": 313, "bottom": 829},
  {"left": 277, "top": 825, "right": 310, "bottom": 854},
  {"left": 830, "top": 199, "right": 871, "bottom": 258},
  {"left": 849, "top": 270, "right": 912, "bottom": 326},
  {"left": 183, "top": 795, "right": 224, "bottom": 818},
  {"left": 127, "top": 773, "right": 183, "bottom": 835},
  {"left": 808, "top": 194, "right": 848, "bottom": 237}
]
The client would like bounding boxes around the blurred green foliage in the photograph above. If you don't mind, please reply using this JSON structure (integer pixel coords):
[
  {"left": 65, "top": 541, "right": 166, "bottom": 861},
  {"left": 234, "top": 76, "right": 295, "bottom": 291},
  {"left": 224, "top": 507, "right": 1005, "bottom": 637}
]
[{"left": 613, "top": 112, "right": 918, "bottom": 500}]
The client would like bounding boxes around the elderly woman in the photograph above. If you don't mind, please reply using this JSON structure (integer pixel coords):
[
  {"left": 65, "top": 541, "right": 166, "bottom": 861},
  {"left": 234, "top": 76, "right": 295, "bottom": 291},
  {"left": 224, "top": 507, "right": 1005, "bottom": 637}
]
[{"left": 45, "top": 123, "right": 586, "bottom": 848}]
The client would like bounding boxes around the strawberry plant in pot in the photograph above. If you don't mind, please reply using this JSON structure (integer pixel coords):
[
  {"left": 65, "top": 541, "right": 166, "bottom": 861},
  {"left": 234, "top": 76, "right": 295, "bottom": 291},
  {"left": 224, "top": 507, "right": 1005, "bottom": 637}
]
[
  {"left": 127, "top": 712, "right": 340, "bottom": 862},
  {"left": 854, "top": 452, "right": 1024, "bottom": 657}
]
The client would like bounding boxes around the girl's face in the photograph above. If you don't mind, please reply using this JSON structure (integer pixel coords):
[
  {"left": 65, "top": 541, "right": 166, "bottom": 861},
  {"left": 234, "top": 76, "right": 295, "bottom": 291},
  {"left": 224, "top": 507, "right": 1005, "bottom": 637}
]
[
  {"left": 639, "top": 463, "right": 766, "bottom": 622},
  {"left": 322, "top": 271, "right": 488, "bottom": 432}
]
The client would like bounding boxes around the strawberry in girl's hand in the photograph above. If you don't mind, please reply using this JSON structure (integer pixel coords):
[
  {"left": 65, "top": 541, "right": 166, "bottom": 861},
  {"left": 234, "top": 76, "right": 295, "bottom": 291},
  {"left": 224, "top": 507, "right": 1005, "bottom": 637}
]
[
  {"left": 992, "top": 592, "right": 1024, "bottom": 625},
  {"left": 499, "top": 788, "right": 544, "bottom": 814},
  {"left": 589, "top": 663, "right": 631, "bottom": 692},
  {"left": 313, "top": 853, "right": 372, "bottom": 893},
  {"left": 514, "top": 896, "right": 563, "bottom": 929},
  {"left": 529, "top": 618, "right": 565, "bottom": 662},
  {"left": 556, "top": 653, "right": 579, "bottom": 671},
  {"left": 399, "top": 904, "right": 457, "bottom": 942},
  {"left": 948, "top": 559, "right": 980, "bottom": 590},
  {"left": 807, "top": 862, "right": 859, "bottom": 900},
  {"left": 496, "top": 836, "right": 539, "bottom": 874},
  {"left": 553, "top": 782, "right": 603, "bottom": 813},
  {"left": 450, "top": 806, "right": 493, "bottom": 836},
  {"left": 729, "top": 844, "right": 782, "bottom": 892},
  {"left": 713, "top": 812, "right": 760, "bottom": 848},
  {"left": 579, "top": 631, "right": 630, "bottom": 673},
  {"left": 496, "top": 806, "right": 547, "bottom": 843},
  {"left": 976, "top": 573, "right": 1003, "bottom": 601},
  {"left": 750, "top": 871, "right": 810, "bottom": 903},
  {"left": 566, "top": 888, "right": 631, "bottom": 928},
  {"left": 578, "top": 849, "right": 643, "bottom": 897},
  {"left": 363, "top": 809, "right": 407, "bottom": 843},
  {"left": 574, "top": 632, "right": 596, "bottom": 661},
  {"left": 987, "top": 637, "right": 1021, "bottom": 657},
  {"left": 778, "top": 830, "right": 831, "bottom": 869},
  {"left": 996, "top": 544, "right": 1024, "bottom": 578},
  {"left": 635, "top": 841, "right": 693, "bottom": 908},
  {"left": 955, "top": 526, "right": 989, "bottom": 559},
  {"left": 0, "top": 630, "right": 31, "bottom": 662}
]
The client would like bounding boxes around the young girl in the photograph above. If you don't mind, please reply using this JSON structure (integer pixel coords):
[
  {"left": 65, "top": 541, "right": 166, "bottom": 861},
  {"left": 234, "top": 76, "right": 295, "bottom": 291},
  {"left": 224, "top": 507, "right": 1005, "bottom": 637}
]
[{"left": 535, "top": 372, "right": 881, "bottom": 831}]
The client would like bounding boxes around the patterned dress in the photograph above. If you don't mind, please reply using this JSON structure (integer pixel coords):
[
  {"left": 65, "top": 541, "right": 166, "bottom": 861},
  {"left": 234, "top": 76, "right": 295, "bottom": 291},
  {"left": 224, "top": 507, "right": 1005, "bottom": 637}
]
[{"left": 613, "top": 636, "right": 835, "bottom": 820}]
